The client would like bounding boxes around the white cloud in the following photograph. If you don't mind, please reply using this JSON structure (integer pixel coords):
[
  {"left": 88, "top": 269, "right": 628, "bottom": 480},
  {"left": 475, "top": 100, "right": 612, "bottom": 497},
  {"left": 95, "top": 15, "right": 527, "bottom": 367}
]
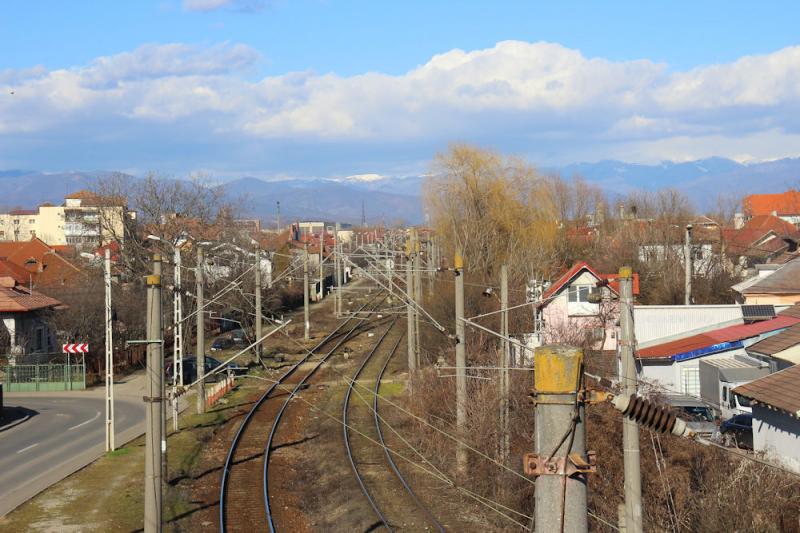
[
  {"left": 182, "top": 0, "right": 267, "bottom": 12},
  {"left": 4, "top": 40, "right": 800, "bottom": 167}
]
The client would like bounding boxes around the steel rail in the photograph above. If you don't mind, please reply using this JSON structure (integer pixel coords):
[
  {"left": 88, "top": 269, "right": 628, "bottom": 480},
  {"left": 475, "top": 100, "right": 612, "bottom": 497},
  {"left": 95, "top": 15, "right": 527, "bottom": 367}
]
[
  {"left": 219, "top": 296, "right": 377, "bottom": 532},
  {"left": 374, "top": 334, "right": 446, "bottom": 532},
  {"left": 262, "top": 294, "right": 388, "bottom": 533},
  {"left": 343, "top": 319, "right": 398, "bottom": 531}
]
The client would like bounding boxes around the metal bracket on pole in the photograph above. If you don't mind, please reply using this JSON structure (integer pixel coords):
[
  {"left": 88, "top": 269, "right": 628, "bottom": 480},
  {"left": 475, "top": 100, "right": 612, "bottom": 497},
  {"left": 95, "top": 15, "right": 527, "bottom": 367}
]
[
  {"left": 126, "top": 340, "right": 164, "bottom": 346},
  {"left": 524, "top": 451, "right": 597, "bottom": 477}
]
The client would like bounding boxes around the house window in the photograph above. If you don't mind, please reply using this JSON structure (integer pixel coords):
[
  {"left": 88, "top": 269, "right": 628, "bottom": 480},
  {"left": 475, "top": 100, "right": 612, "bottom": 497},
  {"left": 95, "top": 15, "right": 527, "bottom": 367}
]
[
  {"left": 568, "top": 285, "right": 591, "bottom": 303},
  {"left": 29, "top": 219, "right": 35, "bottom": 224}
]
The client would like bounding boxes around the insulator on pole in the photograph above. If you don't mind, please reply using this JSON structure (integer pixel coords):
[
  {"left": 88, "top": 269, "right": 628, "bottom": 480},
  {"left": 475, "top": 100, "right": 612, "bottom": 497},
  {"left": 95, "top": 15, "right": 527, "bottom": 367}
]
[{"left": 611, "top": 394, "right": 693, "bottom": 438}]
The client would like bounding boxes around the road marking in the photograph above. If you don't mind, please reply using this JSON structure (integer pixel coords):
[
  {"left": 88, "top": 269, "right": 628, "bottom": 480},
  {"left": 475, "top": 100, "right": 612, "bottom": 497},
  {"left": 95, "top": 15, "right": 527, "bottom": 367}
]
[
  {"left": 17, "top": 443, "right": 39, "bottom": 454},
  {"left": 68, "top": 411, "right": 101, "bottom": 431}
]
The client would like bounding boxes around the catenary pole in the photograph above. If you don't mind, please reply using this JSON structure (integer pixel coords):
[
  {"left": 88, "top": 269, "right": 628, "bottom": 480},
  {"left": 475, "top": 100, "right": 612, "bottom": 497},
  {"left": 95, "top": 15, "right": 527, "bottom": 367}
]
[
  {"left": 304, "top": 243, "right": 310, "bottom": 341},
  {"left": 196, "top": 246, "right": 206, "bottom": 414},
  {"left": 406, "top": 238, "right": 417, "bottom": 374},
  {"left": 532, "top": 345, "right": 588, "bottom": 532},
  {"left": 255, "top": 246, "right": 263, "bottom": 364},
  {"left": 104, "top": 247, "right": 115, "bottom": 451},
  {"left": 454, "top": 248, "right": 467, "bottom": 476},
  {"left": 500, "top": 264, "right": 510, "bottom": 463},
  {"left": 620, "top": 267, "right": 643, "bottom": 532},
  {"left": 319, "top": 228, "right": 324, "bottom": 301},
  {"left": 144, "top": 255, "right": 163, "bottom": 533},
  {"left": 172, "top": 246, "right": 182, "bottom": 432},
  {"left": 684, "top": 224, "right": 693, "bottom": 306},
  {"left": 334, "top": 223, "right": 341, "bottom": 317},
  {"left": 413, "top": 230, "right": 422, "bottom": 367}
]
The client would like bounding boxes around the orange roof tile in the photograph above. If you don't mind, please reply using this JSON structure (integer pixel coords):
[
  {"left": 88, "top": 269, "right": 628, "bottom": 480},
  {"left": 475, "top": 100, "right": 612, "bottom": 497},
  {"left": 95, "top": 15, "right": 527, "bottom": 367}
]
[
  {"left": 0, "top": 279, "right": 63, "bottom": 313},
  {"left": 744, "top": 190, "right": 800, "bottom": 217}
]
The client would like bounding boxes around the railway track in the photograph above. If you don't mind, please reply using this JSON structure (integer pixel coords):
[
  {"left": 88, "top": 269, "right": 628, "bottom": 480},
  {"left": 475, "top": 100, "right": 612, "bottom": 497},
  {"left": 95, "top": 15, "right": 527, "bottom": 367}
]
[
  {"left": 219, "top": 295, "right": 384, "bottom": 532},
  {"left": 343, "top": 319, "right": 446, "bottom": 532}
]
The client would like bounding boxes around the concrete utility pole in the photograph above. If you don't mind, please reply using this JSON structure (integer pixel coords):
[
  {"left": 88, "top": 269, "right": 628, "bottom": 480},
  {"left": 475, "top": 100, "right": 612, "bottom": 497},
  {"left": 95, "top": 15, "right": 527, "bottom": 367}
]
[
  {"left": 531, "top": 345, "right": 588, "bottom": 533},
  {"left": 255, "top": 247, "right": 263, "bottom": 364},
  {"left": 276, "top": 201, "right": 281, "bottom": 232},
  {"left": 144, "top": 255, "right": 163, "bottom": 533},
  {"left": 303, "top": 243, "right": 310, "bottom": 341},
  {"left": 195, "top": 247, "right": 206, "bottom": 414},
  {"left": 104, "top": 247, "right": 115, "bottom": 451},
  {"left": 684, "top": 224, "right": 693, "bottom": 306},
  {"left": 620, "top": 266, "right": 643, "bottom": 533},
  {"left": 413, "top": 231, "right": 422, "bottom": 367},
  {"left": 500, "top": 264, "right": 510, "bottom": 463},
  {"left": 454, "top": 248, "right": 467, "bottom": 476},
  {"left": 406, "top": 239, "right": 417, "bottom": 373}
]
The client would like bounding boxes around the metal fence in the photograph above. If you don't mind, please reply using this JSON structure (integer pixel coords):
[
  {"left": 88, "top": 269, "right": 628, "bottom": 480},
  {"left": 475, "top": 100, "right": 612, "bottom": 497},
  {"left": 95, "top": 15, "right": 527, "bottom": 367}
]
[{"left": 2, "top": 363, "right": 86, "bottom": 392}]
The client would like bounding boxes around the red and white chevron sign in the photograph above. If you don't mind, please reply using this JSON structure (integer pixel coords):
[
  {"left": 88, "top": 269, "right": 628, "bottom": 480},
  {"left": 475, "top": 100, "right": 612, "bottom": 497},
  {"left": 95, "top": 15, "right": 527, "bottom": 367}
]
[{"left": 62, "top": 343, "right": 89, "bottom": 354}]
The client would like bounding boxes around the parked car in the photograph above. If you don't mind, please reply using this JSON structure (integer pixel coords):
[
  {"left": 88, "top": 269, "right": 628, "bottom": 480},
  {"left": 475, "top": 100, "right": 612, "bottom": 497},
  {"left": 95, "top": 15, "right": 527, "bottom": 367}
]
[
  {"left": 665, "top": 395, "right": 718, "bottom": 437},
  {"left": 165, "top": 355, "right": 246, "bottom": 385},
  {"left": 720, "top": 413, "right": 753, "bottom": 449},
  {"left": 229, "top": 329, "right": 248, "bottom": 345},
  {"left": 210, "top": 336, "right": 234, "bottom": 351}
]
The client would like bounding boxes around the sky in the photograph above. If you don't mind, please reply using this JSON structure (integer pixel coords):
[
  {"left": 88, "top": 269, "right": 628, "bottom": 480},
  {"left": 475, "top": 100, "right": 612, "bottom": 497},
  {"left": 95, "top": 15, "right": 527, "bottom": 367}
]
[{"left": 2, "top": 1, "right": 800, "bottom": 179}]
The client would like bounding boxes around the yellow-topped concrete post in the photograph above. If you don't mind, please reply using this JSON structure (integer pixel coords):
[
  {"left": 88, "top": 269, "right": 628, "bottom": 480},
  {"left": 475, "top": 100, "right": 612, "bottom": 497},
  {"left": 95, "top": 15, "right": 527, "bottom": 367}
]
[{"left": 528, "top": 344, "right": 589, "bottom": 533}]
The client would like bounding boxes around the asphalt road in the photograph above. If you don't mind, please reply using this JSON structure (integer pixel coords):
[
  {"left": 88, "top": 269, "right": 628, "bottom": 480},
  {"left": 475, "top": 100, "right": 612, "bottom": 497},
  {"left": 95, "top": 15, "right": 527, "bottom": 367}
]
[{"left": 0, "top": 374, "right": 148, "bottom": 517}]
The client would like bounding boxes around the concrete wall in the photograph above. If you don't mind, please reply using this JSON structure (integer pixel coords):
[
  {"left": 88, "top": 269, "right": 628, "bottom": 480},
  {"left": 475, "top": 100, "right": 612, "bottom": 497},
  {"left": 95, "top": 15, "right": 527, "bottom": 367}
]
[
  {"left": 37, "top": 206, "right": 66, "bottom": 244},
  {"left": 635, "top": 305, "right": 744, "bottom": 348},
  {"left": 752, "top": 404, "right": 800, "bottom": 473}
]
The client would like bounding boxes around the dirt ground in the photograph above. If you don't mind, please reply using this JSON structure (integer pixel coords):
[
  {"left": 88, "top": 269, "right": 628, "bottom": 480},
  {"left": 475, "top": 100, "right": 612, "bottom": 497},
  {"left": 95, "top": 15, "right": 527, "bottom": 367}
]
[{"left": 181, "top": 280, "right": 498, "bottom": 531}]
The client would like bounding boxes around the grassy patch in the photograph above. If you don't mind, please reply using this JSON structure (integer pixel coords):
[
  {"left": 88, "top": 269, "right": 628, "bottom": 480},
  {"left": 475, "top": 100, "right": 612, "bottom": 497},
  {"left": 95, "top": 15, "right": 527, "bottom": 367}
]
[{"left": 377, "top": 381, "right": 405, "bottom": 398}]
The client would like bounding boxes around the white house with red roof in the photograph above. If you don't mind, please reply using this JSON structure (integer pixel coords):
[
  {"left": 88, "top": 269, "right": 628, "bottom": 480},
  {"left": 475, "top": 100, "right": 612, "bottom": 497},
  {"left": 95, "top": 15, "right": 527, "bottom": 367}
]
[
  {"left": 537, "top": 262, "right": 640, "bottom": 351},
  {"left": 635, "top": 306, "right": 800, "bottom": 397}
]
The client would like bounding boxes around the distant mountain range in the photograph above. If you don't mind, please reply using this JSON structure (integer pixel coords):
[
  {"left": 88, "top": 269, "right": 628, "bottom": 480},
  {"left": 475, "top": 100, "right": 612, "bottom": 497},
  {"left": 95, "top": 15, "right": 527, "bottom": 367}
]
[{"left": 2, "top": 157, "right": 800, "bottom": 224}]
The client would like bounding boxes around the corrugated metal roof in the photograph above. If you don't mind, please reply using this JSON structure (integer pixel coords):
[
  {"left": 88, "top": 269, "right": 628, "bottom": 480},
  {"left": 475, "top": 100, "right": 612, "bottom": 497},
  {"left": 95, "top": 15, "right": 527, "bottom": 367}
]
[
  {"left": 700, "top": 356, "right": 770, "bottom": 382},
  {"left": 734, "top": 365, "right": 800, "bottom": 418},
  {"left": 638, "top": 314, "right": 800, "bottom": 359}
]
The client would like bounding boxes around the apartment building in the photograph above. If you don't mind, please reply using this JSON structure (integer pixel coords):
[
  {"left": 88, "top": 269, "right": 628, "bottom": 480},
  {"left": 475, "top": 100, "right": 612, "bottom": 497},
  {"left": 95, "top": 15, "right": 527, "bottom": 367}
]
[{"left": 0, "top": 191, "right": 134, "bottom": 249}]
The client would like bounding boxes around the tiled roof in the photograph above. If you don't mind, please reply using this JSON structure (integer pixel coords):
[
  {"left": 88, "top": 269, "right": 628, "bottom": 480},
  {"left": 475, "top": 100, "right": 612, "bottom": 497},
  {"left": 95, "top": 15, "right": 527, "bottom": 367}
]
[
  {"left": 734, "top": 365, "right": 800, "bottom": 418},
  {"left": 638, "top": 313, "right": 800, "bottom": 359},
  {"left": 744, "top": 214, "right": 800, "bottom": 235},
  {"left": 0, "top": 259, "right": 32, "bottom": 285},
  {"left": 747, "top": 322, "right": 800, "bottom": 355},
  {"left": 0, "top": 279, "right": 64, "bottom": 312},
  {"left": 744, "top": 190, "right": 800, "bottom": 217},
  {"left": 542, "top": 261, "right": 639, "bottom": 301},
  {"left": 0, "top": 239, "right": 83, "bottom": 288},
  {"left": 742, "top": 259, "right": 800, "bottom": 295}
]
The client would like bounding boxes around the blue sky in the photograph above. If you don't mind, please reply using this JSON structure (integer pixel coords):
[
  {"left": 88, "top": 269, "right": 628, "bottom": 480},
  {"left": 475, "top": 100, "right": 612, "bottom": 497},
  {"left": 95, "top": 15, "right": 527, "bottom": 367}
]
[{"left": 2, "top": 1, "right": 800, "bottom": 178}]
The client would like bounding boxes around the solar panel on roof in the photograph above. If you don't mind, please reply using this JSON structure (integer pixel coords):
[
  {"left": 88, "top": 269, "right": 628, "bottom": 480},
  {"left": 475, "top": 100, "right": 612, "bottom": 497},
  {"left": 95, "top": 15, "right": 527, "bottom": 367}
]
[{"left": 742, "top": 304, "right": 776, "bottom": 322}]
